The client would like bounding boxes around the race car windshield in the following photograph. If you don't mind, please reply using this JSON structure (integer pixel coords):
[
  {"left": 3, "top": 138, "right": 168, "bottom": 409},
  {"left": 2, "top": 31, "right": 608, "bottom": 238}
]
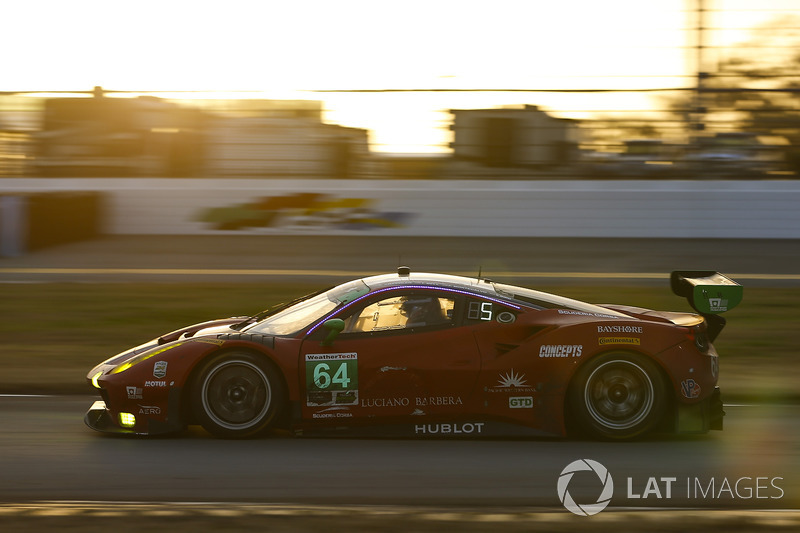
[
  {"left": 493, "top": 283, "right": 628, "bottom": 318},
  {"left": 242, "top": 280, "right": 369, "bottom": 336}
]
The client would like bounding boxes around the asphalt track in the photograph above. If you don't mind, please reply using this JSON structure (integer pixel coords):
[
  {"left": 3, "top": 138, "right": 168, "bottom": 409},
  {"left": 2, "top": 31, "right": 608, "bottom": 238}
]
[
  {"left": 1, "top": 235, "right": 799, "bottom": 285},
  {"left": 0, "top": 396, "right": 798, "bottom": 508},
  {"left": 2, "top": 236, "right": 800, "bottom": 529}
]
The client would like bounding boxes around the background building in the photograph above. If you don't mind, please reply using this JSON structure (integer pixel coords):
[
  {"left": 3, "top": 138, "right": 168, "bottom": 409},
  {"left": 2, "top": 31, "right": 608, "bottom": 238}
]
[
  {"left": 448, "top": 105, "right": 581, "bottom": 175},
  {"left": 14, "top": 91, "right": 373, "bottom": 179}
]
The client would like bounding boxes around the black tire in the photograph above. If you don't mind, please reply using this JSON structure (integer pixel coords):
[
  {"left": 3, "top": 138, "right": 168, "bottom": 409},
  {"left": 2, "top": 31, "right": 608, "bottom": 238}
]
[
  {"left": 568, "top": 352, "right": 667, "bottom": 440},
  {"left": 192, "top": 351, "right": 284, "bottom": 439}
]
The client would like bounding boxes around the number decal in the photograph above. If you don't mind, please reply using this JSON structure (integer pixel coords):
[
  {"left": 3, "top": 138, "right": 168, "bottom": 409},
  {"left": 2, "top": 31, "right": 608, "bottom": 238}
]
[
  {"left": 468, "top": 301, "right": 494, "bottom": 321},
  {"left": 332, "top": 362, "right": 351, "bottom": 388},
  {"left": 313, "top": 362, "right": 331, "bottom": 389},
  {"left": 305, "top": 353, "right": 358, "bottom": 406}
]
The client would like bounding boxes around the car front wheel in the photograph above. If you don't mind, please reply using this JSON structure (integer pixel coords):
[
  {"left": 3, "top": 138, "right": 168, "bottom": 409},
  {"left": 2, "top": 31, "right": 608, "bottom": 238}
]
[
  {"left": 192, "top": 352, "right": 284, "bottom": 438},
  {"left": 569, "top": 352, "right": 667, "bottom": 440}
]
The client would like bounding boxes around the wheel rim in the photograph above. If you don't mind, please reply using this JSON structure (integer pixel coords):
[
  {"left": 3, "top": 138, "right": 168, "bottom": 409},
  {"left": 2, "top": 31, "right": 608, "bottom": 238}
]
[
  {"left": 584, "top": 359, "right": 655, "bottom": 430},
  {"left": 201, "top": 359, "right": 271, "bottom": 431}
]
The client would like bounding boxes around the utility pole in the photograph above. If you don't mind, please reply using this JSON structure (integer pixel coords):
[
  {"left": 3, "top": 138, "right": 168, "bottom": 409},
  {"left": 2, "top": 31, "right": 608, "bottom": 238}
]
[
  {"left": 688, "top": 0, "right": 708, "bottom": 174},
  {"left": 692, "top": 0, "right": 707, "bottom": 137}
]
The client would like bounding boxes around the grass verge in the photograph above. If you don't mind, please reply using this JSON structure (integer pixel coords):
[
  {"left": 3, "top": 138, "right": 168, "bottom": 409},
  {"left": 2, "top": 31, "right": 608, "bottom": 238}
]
[{"left": 1, "top": 282, "right": 796, "bottom": 400}]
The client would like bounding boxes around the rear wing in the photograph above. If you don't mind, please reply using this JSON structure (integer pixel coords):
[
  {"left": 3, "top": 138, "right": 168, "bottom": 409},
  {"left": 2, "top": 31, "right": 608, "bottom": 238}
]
[
  {"left": 670, "top": 271, "right": 742, "bottom": 315},
  {"left": 670, "top": 271, "right": 742, "bottom": 341}
]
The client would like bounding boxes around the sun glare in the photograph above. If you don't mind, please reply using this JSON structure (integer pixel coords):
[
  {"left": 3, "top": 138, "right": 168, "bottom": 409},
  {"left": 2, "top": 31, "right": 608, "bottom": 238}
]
[{"left": 1, "top": 0, "right": 789, "bottom": 152}]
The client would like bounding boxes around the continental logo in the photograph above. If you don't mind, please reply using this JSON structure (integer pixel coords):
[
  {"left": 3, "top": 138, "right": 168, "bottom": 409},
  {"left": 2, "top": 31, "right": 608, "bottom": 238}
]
[{"left": 599, "top": 337, "right": 641, "bottom": 346}]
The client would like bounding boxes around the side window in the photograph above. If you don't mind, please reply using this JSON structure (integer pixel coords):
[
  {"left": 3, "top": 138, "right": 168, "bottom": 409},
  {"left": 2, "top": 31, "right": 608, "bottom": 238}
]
[
  {"left": 464, "top": 299, "right": 517, "bottom": 325},
  {"left": 344, "top": 293, "right": 455, "bottom": 333}
]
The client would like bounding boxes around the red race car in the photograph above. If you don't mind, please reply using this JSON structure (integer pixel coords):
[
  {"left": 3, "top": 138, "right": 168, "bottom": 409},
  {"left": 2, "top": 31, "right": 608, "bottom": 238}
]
[{"left": 85, "top": 268, "right": 742, "bottom": 440}]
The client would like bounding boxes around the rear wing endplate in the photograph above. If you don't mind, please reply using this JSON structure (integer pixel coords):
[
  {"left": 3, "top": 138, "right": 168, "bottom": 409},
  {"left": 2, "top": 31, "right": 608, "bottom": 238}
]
[{"left": 670, "top": 271, "right": 743, "bottom": 315}]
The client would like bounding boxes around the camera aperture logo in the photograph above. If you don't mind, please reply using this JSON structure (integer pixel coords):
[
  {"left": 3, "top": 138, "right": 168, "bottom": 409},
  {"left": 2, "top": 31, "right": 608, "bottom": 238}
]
[
  {"left": 557, "top": 459, "right": 614, "bottom": 516},
  {"left": 558, "top": 459, "right": 785, "bottom": 516}
]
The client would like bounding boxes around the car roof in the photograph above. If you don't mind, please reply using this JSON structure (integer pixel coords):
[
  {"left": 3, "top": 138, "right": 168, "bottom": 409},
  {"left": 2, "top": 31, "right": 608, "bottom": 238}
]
[
  {"left": 356, "top": 269, "right": 630, "bottom": 318},
  {"left": 361, "top": 271, "right": 499, "bottom": 297}
]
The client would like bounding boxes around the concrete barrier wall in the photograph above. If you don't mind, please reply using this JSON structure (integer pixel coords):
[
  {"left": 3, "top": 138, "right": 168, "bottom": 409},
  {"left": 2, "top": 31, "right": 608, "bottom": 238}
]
[
  {"left": 0, "top": 190, "right": 103, "bottom": 256},
  {"left": 1, "top": 178, "right": 799, "bottom": 239}
]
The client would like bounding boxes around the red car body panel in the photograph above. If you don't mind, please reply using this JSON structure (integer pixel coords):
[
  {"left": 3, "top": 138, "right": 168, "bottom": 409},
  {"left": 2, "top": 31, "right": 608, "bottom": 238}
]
[{"left": 85, "top": 271, "right": 735, "bottom": 439}]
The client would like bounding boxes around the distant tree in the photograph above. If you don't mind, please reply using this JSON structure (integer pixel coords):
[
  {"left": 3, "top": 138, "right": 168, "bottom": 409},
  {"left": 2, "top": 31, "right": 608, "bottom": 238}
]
[{"left": 664, "top": 15, "right": 800, "bottom": 171}]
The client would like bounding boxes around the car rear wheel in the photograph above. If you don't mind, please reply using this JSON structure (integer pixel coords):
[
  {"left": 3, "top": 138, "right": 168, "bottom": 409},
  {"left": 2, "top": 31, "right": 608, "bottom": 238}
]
[
  {"left": 192, "top": 352, "right": 284, "bottom": 438},
  {"left": 569, "top": 352, "right": 667, "bottom": 440}
]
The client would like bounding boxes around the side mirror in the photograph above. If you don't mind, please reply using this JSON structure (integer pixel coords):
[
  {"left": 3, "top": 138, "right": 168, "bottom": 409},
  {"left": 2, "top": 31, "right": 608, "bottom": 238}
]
[{"left": 321, "top": 318, "right": 345, "bottom": 346}]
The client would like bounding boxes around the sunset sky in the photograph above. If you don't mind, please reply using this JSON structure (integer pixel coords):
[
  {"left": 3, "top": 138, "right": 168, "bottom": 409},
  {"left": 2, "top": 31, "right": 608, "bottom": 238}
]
[{"left": 2, "top": 0, "right": 796, "bottom": 151}]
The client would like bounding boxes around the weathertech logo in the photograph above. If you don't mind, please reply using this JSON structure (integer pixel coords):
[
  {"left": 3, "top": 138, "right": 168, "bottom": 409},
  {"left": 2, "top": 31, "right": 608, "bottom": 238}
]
[{"left": 558, "top": 459, "right": 614, "bottom": 516}]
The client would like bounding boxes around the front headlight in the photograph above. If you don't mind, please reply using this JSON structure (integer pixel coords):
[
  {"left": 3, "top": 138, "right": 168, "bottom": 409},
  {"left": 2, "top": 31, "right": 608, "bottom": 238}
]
[{"left": 118, "top": 413, "right": 136, "bottom": 428}]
